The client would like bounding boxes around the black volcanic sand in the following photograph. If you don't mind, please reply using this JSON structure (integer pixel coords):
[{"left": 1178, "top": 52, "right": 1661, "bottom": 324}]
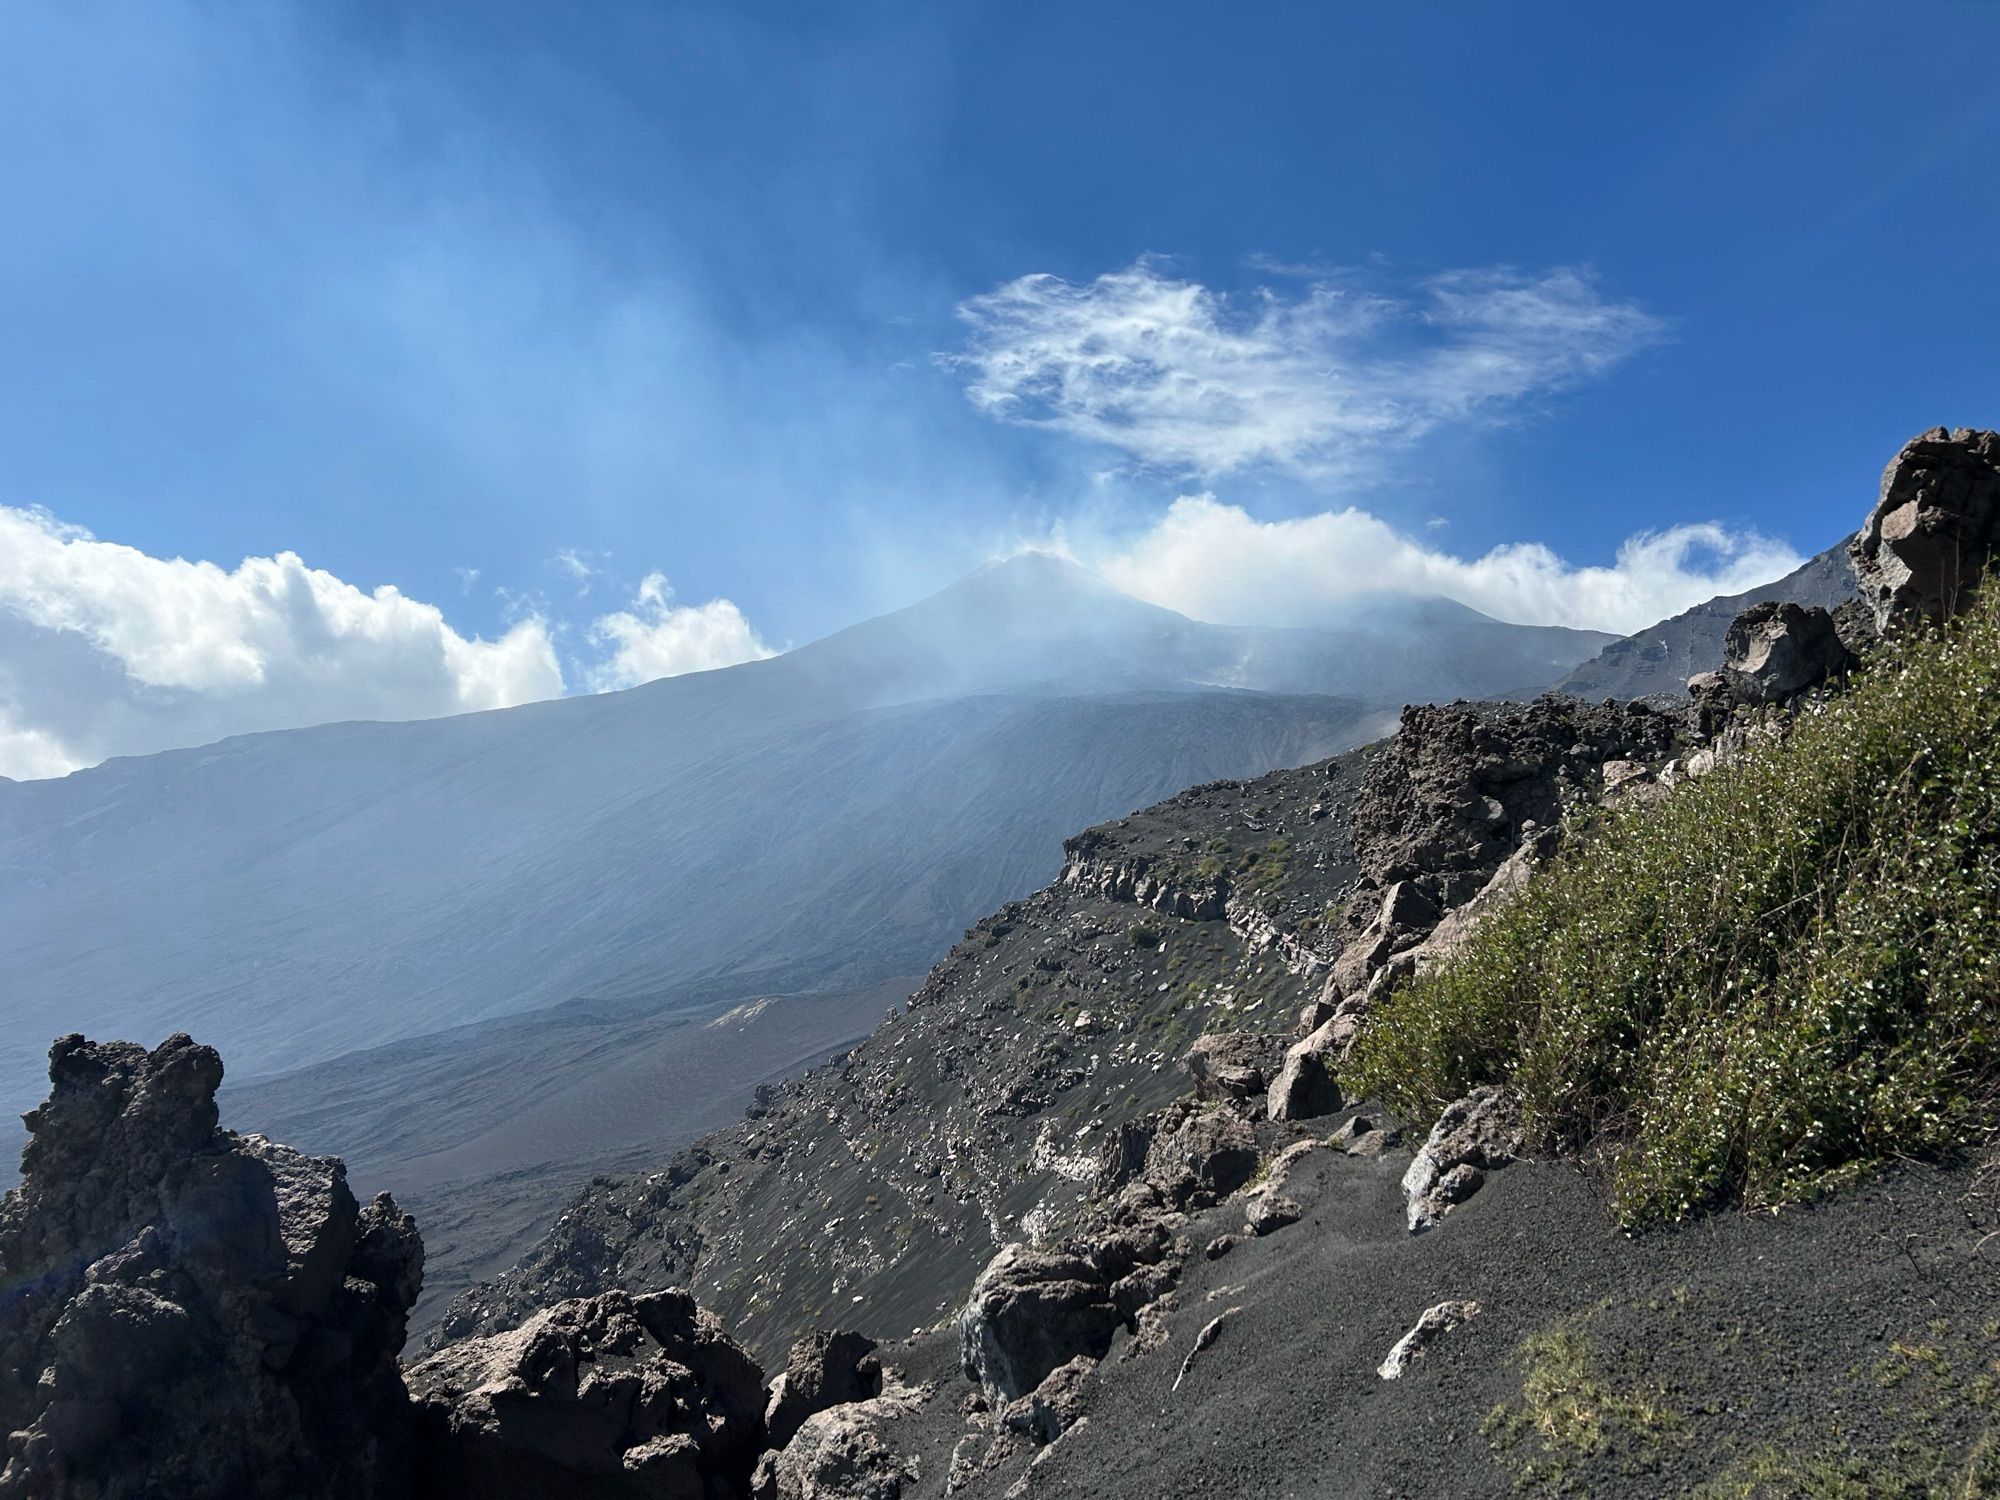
[{"left": 863, "top": 1137, "right": 2000, "bottom": 1499}]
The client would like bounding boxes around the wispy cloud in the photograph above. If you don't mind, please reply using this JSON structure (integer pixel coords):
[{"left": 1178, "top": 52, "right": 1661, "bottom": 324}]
[
  {"left": 1092, "top": 495, "right": 1800, "bottom": 635},
  {"left": 947, "top": 259, "right": 1663, "bottom": 479}
]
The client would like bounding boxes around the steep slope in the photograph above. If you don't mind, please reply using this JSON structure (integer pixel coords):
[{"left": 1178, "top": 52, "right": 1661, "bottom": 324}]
[
  {"left": 1552, "top": 539, "right": 1856, "bottom": 700},
  {"left": 429, "top": 693, "right": 1684, "bottom": 1357},
  {"left": 0, "top": 557, "right": 1604, "bottom": 1129}
]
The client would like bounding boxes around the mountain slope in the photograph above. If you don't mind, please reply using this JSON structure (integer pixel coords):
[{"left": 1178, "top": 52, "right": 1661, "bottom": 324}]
[
  {"left": 0, "top": 558, "right": 1606, "bottom": 1126},
  {"left": 1553, "top": 539, "right": 1856, "bottom": 699}
]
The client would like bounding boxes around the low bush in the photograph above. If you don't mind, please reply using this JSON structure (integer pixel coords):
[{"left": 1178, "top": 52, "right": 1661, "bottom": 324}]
[{"left": 1345, "top": 591, "right": 2000, "bottom": 1222}]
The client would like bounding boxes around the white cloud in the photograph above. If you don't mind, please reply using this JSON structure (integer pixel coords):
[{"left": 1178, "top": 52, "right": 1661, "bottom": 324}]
[
  {"left": 1092, "top": 495, "right": 1803, "bottom": 635},
  {"left": 0, "top": 506, "right": 564, "bottom": 779},
  {"left": 949, "top": 260, "right": 1663, "bottom": 478},
  {"left": 585, "top": 572, "right": 775, "bottom": 691}
]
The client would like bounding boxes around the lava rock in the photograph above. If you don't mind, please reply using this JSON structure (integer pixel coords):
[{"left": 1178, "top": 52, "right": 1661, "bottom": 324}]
[
  {"left": 1718, "top": 600, "right": 1856, "bottom": 704},
  {"left": 1000, "top": 1356, "right": 1094, "bottom": 1445},
  {"left": 0, "top": 1034, "right": 422, "bottom": 1500},
  {"left": 1852, "top": 426, "right": 2000, "bottom": 631},
  {"left": 1377, "top": 1299, "right": 1481, "bottom": 1379},
  {"left": 766, "top": 1330, "right": 883, "bottom": 1452},
  {"left": 1402, "top": 1086, "right": 1524, "bottom": 1233},
  {"left": 1268, "top": 1022, "right": 1344, "bottom": 1121},
  {"left": 1180, "top": 1033, "right": 1271, "bottom": 1105},
  {"left": 1245, "top": 1195, "right": 1303, "bottom": 1237},
  {"left": 750, "top": 1389, "right": 924, "bottom": 1500},
  {"left": 1142, "top": 1104, "right": 1259, "bottom": 1201},
  {"left": 407, "top": 1289, "right": 765, "bottom": 1499},
  {"left": 959, "top": 1247, "right": 1124, "bottom": 1404}
]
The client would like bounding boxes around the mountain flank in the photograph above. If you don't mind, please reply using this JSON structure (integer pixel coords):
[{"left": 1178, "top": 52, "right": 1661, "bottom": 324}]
[{"left": 8, "top": 428, "right": 1999, "bottom": 1496}]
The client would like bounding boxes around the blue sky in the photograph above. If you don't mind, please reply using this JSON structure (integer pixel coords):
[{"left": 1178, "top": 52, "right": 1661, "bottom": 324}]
[{"left": 1, "top": 0, "right": 1998, "bottom": 775}]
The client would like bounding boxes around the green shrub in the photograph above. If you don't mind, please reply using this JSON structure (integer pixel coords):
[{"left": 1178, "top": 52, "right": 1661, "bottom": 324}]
[{"left": 1346, "top": 592, "right": 2000, "bottom": 1223}]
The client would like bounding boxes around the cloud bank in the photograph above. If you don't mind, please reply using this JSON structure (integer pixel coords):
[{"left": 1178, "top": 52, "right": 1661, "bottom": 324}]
[
  {"left": 586, "top": 573, "right": 775, "bottom": 691},
  {"left": 951, "top": 260, "right": 1663, "bottom": 478},
  {"left": 1091, "top": 495, "right": 1802, "bottom": 635},
  {"left": 0, "top": 508, "right": 770, "bottom": 779}
]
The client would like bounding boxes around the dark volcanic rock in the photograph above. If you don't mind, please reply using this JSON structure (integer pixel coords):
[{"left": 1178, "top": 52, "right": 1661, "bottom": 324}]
[
  {"left": 1179, "top": 1032, "right": 1274, "bottom": 1105},
  {"left": 1852, "top": 426, "right": 2000, "bottom": 631},
  {"left": 406, "top": 1288, "right": 765, "bottom": 1499},
  {"left": 750, "top": 1387, "right": 925, "bottom": 1500},
  {"left": 0, "top": 1033, "right": 422, "bottom": 1500},
  {"left": 958, "top": 1247, "right": 1127, "bottom": 1404},
  {"left": 1717, "top": 600, "right": 1857, "bottom": 704},
  {"left": 1333, "top": 697, "right": 1685, "bottom": 999},
  {"left": 765, "top": 1330, "right": 883, "bottom": 1451}
]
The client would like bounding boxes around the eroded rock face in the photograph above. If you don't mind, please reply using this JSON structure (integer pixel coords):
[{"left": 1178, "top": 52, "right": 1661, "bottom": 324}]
[
  {"left": 0, "top": 1033, "right": 422, "bottom": 1500},
  {"left": 407, "top": 1288, "right": 765, "bottom": 1499},
  {"left": 751, "top": 1391, "right": 922, "bottom": 1500},
  {"left": 959, "top": 1210, "right": 1182, "bottom": 1403},
  {"left": 1268, "top": 1021, "right": 1344, "bottom": 1121},
  {"left": 1852, "top": 427, "right": 2000, "bottom": 631},
  {"left": 1180, "top": 1033, "right": 1275, "bottom": 1106},
  {"left": 958, "top": 1247, "right": 1126, "bottom": 1404},
  {"left": 1332, "top": 699, "right": 1682, "bottom": 1002}
]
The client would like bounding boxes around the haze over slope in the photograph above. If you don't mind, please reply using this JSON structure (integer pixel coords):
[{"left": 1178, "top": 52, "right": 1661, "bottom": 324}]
[{"left": 0, "top": 556, "right": 1608, "bottom": 1123}]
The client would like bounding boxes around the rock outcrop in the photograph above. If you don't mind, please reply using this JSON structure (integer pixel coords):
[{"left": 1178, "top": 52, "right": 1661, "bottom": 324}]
[
  {"left": 750, "top": 1389, "right": 924, "bottom": 1500},
  {"left": 958, "top": 1211, "right": 1181, "bottom": 1405},
  {"left": 1852, "top": 426, "right": 2000, "bottom": 631},
  {"left": 406, "top": 1288, "right": 766, "bottom": 1499},
  {"left": 1330, "top": 698, "right": 1683, "bottom": 1005},
  {"left": 0, "top": 1033, "right": 423, "bottom": 1500}
]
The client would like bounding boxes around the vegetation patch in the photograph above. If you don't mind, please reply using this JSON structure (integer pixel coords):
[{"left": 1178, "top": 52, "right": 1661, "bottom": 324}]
[
  {"left": 1483, "top": 1314, "right": 1685, "bottom": 1491},
  {"left": 1347, "top": 593, "right": 2000, "bottom": 1222}
]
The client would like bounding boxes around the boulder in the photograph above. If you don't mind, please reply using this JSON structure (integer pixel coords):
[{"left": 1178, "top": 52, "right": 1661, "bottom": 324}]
[
  {"left": 0, "top": 1034, "right": 422, "bottom": 1500},
  {"left": 750, "top": 1386, "right": 926, "bottom": 1500},
  {"left": 1401, "top": 1086, "right": 1524, "bottom": 1233},
  {"left": 407, "top": 1289, "right": 765, "bottom": 1499},
  {"left": 999, "top": 1356, "right": 1093, "bottom": 1445},
  {"left": 1244, "top": 1195, "right": 1302, "bottom": 1237},
  {"left": 1718, "top": 600, "right": 1856, "bottom": 704},
  {"left": 960, "top": 1214, "right": 1182, "bottom": 1403},
  {"left": 1852, "top": 427, "right": 2000, "bottom": 631},
  {"left": 1268, "top": 1021, "right": 1344, "bottom": 1121},
  {"left": 766, "top": 1330, "right": 883, "bottom": 1452},
  {"left": 1142, "top": 1104, "right": 1259, "bottom": 1200},
  {"left": 1293, "top": 997, "right": 1338, "bottom": 1038},
  {"left": 1377, "top": 1300, "right": 1481, "bottom": 1380},
  {"left": 958, "top": 1246, "right": 1123, "bottom": 1403},
  {"left": 1328, "top": 1113, "right": 1400, "bottom": 1159}
]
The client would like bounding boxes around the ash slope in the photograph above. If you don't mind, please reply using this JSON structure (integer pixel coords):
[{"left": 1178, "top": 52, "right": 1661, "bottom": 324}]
[
  {"left": 431, "top": 740, "right": 1382, "bottom": 1358},
  {"left": 0, "top": 554, "right": 1604, "bottom": 1129},
  {"left": 433, "top": 692, "right": 1678, "bottom": 1362}
]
